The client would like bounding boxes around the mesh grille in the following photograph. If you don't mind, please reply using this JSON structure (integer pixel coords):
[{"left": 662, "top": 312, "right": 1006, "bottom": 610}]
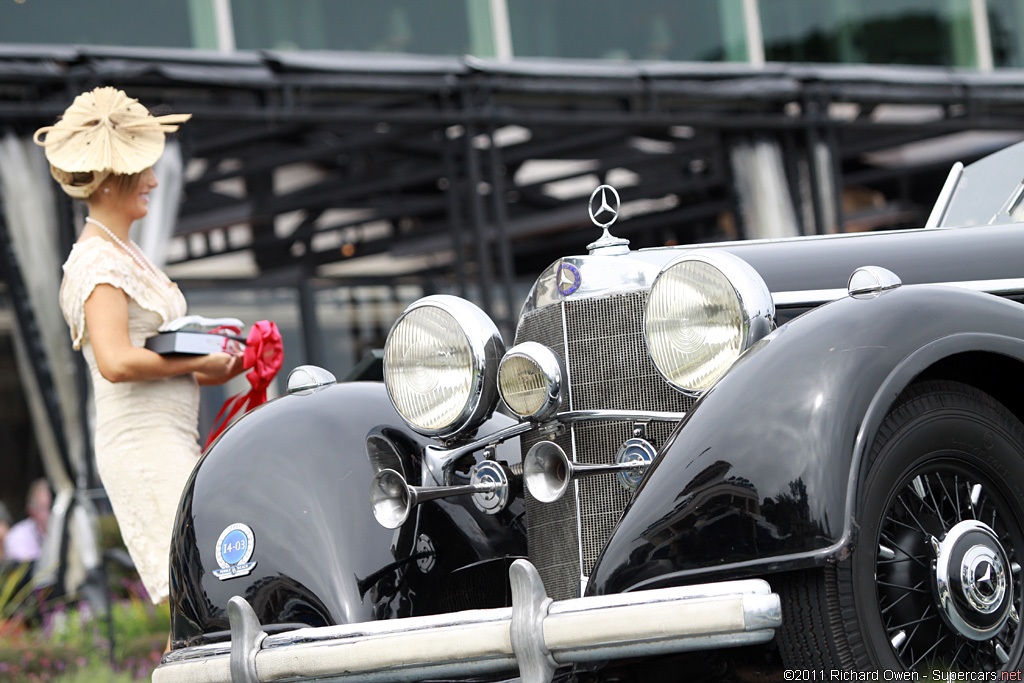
[
  {"left": 517, "top": 291, "right": 694, "bottom": 600},
  {"left": 515, "top": 302, "right": 580, "bottom": 602}
]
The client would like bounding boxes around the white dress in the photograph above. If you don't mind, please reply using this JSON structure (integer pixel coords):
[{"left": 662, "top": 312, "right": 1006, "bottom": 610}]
[{"left": 59, "top": 237, "right": 200, "bottom": 604}]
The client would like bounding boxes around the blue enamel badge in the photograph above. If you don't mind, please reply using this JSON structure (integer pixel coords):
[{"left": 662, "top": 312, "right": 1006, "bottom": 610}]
[
  {"left": 213, "top": 523, "right": 256, "bottom": 580},
  {"left": 557, "top": 263, "right": 581, "bottom": 296}
]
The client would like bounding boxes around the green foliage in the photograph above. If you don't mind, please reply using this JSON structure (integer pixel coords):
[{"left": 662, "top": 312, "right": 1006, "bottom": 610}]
[
  {"left": 51, "top": 660, "right": 140, "bottom": 683},
  {"left": 0, "top": 562, "right": 33, "bottom": 620}
]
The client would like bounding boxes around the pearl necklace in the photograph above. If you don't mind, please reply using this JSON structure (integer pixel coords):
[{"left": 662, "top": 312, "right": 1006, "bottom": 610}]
[{"left": 85, "top": 217, "right": 166, "bottom": 284}]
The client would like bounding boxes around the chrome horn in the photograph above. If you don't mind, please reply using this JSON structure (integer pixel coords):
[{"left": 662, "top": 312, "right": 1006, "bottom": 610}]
[
  {"left": 524, "top": 439, "right": 655, "bottom": 504},
  {"left": 370, "top": 466, "right": 508, "bottom": 529}
]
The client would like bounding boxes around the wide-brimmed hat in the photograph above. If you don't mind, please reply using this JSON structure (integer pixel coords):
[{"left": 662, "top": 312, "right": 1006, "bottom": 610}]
[{"left": 33, "top": 87, "right": 191, "bottom": 198}]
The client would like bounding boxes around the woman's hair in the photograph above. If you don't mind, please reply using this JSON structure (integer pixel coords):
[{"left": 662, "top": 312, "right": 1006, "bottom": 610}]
[
  {"left": 107, "top": 170, "right": 145, "bottom": 197},
  {"left": 78, "top": 169, "right": 144, "bottom": 200}
]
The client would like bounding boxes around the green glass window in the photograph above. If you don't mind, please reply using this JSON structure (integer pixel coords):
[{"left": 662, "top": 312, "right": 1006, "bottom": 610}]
[
  {"left": 760, "top": 0, "right": 976, "bottom": 67},
  {"left": 988, "top": 0, "right": 1024, "bottom": 68},
  {"left": 0, "top": 0, "right": 194, "bottom": 48},
  {"left": 232, "top": 0, "right": 471, "bottom": 54},
  {"left": 508, "top": 0, "right": 748, "bottom": 62}
]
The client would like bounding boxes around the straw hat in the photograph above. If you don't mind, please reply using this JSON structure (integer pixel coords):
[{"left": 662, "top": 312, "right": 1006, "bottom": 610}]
[{"left": 33, "top": 87, "right": 191, "bottom": 198}]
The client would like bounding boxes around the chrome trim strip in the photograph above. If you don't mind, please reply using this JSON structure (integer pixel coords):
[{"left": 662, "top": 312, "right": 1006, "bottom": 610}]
[
  {"left": 772, "top": 288, "right": 847, "bottom": 308},
  {"left": 560, "top": 298, "right": 585, "bottom": 598},
  {"left": 773, "top": 278, "right": 1024, "bottom": 308},
  {"left": 162, "top": 642, "right": 231, "bottom": 663},
  {"left": 423, "top": 408, "right": 686, "bottom": 485},
  {"left": 924, "top": 161, "right": 964, "bottom": 228},
  {"left": 947, "top": 278, "right": 1024, "bottom": 294},
  {"left": 153, "top": 561, "right": 781, "bottom": 683},
  {"left": 419, "top": 405, "right": 684, "bottom": 485},
  {"left": 556, "top": 409, "right": 687, "bottom": 425}
]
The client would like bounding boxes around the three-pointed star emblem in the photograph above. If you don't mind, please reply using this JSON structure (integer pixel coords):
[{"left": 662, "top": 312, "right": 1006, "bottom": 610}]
[
  {"left": 588, "top": 184, "right": 621, "bottom": 229},
  {"left": 556, "top": 262, "right": 581, "bottom": 296}
]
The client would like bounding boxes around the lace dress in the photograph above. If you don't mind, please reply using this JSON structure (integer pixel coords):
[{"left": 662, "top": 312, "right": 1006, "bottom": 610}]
[{"left": 59, "top": 237, "right": 200, "bottom": 604}]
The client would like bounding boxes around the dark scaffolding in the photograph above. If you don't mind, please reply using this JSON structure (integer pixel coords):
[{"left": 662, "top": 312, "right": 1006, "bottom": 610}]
[
  {"left": 4, "top": 46, "right": 1024, "bottom": 473},
  {"left": 4, "top": 48, "right": 1024, "bottom": 316}
]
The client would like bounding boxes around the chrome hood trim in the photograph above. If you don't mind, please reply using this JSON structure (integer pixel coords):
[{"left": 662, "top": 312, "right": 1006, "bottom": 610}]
[
  {"left": 519, "top": 224, "right": 1024, "bottom": 324},
  {"left": 518, "top": 253, "right": 666, "bottom": 323}
]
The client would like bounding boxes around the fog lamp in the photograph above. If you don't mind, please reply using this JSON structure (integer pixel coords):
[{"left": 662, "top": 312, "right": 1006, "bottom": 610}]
[{"left": 498, "top": 342, "right": 565, "bottom": 421}]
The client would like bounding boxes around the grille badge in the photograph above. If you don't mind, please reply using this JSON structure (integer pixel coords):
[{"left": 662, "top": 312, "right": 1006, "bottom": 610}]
[
  {"left": 557, "top": 262, "right": 582, "bottom": 296},
  {"left": 615, "top": 438, "right": 657, "bottom": 490}
]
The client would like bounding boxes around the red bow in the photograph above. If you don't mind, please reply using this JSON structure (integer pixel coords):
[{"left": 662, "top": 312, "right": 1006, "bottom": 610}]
[{"left": 204, "top": 320, "right": 284, "bottom": 450}]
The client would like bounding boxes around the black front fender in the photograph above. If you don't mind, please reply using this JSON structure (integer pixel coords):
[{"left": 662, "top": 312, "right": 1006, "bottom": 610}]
[
  {"left": 169, "top": 381, "right": 524, "bottom": 647},
  {"left": 588, "top": 285, "right": 1024, "bottom": 595}
]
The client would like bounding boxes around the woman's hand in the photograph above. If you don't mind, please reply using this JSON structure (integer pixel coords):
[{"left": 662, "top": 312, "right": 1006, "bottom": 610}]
[
  {"left": 87, "top": 284, "right": 241, "bottom": 384},
  {"left": 194, "top": 352, "right": 245, "bottom": 386}
]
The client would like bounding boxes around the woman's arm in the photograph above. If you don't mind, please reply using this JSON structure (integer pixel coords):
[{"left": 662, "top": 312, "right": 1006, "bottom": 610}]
[
  {"left": 84, "top": 283, "right": 243, "bottom": 384},
  {"left": 194, "top": 369, "right": 241, "bottom": 386}
]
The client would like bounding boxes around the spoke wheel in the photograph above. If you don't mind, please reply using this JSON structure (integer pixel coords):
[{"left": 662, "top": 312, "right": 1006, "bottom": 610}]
[
  {"left": 777, "top": 381, "right": 1024, "bottom": 672},
  {"left": 875, "top": 466, "right": 1020, "bottom": 669}
]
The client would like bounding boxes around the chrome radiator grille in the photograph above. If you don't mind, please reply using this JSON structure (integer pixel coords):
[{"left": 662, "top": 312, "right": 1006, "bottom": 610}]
[{"left": 516, "top": 292, "right": 693, "bottom": 601}]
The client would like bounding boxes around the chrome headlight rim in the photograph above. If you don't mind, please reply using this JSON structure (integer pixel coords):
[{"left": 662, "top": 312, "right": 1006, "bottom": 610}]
[
  {"left": 644, "top": 250, "right": 775, "bottom": 397},
  {"left": 498, "top": 341, "right": 565, "bottom": 421},
  {"left": 383, "top": 294, "right": 504, "bottom": 438}
]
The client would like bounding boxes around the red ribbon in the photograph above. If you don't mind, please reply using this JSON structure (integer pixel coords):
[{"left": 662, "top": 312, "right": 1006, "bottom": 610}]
[{"left": 203, "top": 320, "right": 284, "bottom": 451}]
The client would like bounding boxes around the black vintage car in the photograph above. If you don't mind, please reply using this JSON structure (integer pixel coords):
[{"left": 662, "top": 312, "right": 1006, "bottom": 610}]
[{"left": 155, "top": 140, "right": 1024, "bottom": 681}]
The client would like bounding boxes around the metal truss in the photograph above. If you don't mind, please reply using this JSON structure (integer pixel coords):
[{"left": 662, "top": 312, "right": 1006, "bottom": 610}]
[{"left": 3, "top": 47, "right": 1024, "bottom": 329}]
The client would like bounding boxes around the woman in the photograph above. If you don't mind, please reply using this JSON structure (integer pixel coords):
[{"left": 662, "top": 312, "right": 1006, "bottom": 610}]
[{"left": 34, "top": 87, "right": 244, "bottom": 605}]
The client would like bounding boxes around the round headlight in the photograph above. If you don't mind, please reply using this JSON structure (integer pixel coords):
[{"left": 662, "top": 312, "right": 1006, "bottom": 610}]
[
  {"left": 498, "top": 342, "right": 565, "bottom": 421},
  {"left": 384, "top": 295, "right": 504, "bottom": 437},
  {"left": 645, "top": 251, "right": 774, "bottom": 395}
]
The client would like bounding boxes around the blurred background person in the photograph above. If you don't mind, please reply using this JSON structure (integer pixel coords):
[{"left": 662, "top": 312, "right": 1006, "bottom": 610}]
[{"left": 3, "top": 478, "right": 51, "bottom": 563}]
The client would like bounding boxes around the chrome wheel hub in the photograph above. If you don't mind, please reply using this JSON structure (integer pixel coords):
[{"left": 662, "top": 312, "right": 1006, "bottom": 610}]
[{"left": 934, "top": 520, "right": 1013, "bottom": 641}]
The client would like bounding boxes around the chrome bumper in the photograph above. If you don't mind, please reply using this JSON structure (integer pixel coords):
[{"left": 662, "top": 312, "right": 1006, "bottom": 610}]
[{"left": 154, "top": 560, "right": 781, "bottom": 683}]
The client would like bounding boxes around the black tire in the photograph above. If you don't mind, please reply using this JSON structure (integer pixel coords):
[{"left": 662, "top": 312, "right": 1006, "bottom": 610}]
[{"left": 777, "top": 380, "right": 1024, "bottom": 672}]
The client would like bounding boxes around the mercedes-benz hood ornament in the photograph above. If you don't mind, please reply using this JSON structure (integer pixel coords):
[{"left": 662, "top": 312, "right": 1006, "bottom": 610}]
[{"left": 587, "top": 185, "right": 630, "bottom": 255}]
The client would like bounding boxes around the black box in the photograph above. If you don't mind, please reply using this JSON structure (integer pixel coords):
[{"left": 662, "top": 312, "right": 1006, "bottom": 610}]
[{"left": 145, "top": 331, "right": 240, "bottom": 355}]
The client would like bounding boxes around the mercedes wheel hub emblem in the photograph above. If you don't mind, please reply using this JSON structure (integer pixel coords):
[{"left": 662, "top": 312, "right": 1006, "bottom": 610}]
[
  {"left": 961, "top": 546, "right": 1006, "bottom": 613},
  {"left": 933, "top": 519, "right": 1012, "bottom": 640}
]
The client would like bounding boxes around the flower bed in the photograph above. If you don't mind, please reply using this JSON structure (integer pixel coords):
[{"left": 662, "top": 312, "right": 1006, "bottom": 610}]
[{"left": 0, "top": 516, "right": 170, "bottom": 681}]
